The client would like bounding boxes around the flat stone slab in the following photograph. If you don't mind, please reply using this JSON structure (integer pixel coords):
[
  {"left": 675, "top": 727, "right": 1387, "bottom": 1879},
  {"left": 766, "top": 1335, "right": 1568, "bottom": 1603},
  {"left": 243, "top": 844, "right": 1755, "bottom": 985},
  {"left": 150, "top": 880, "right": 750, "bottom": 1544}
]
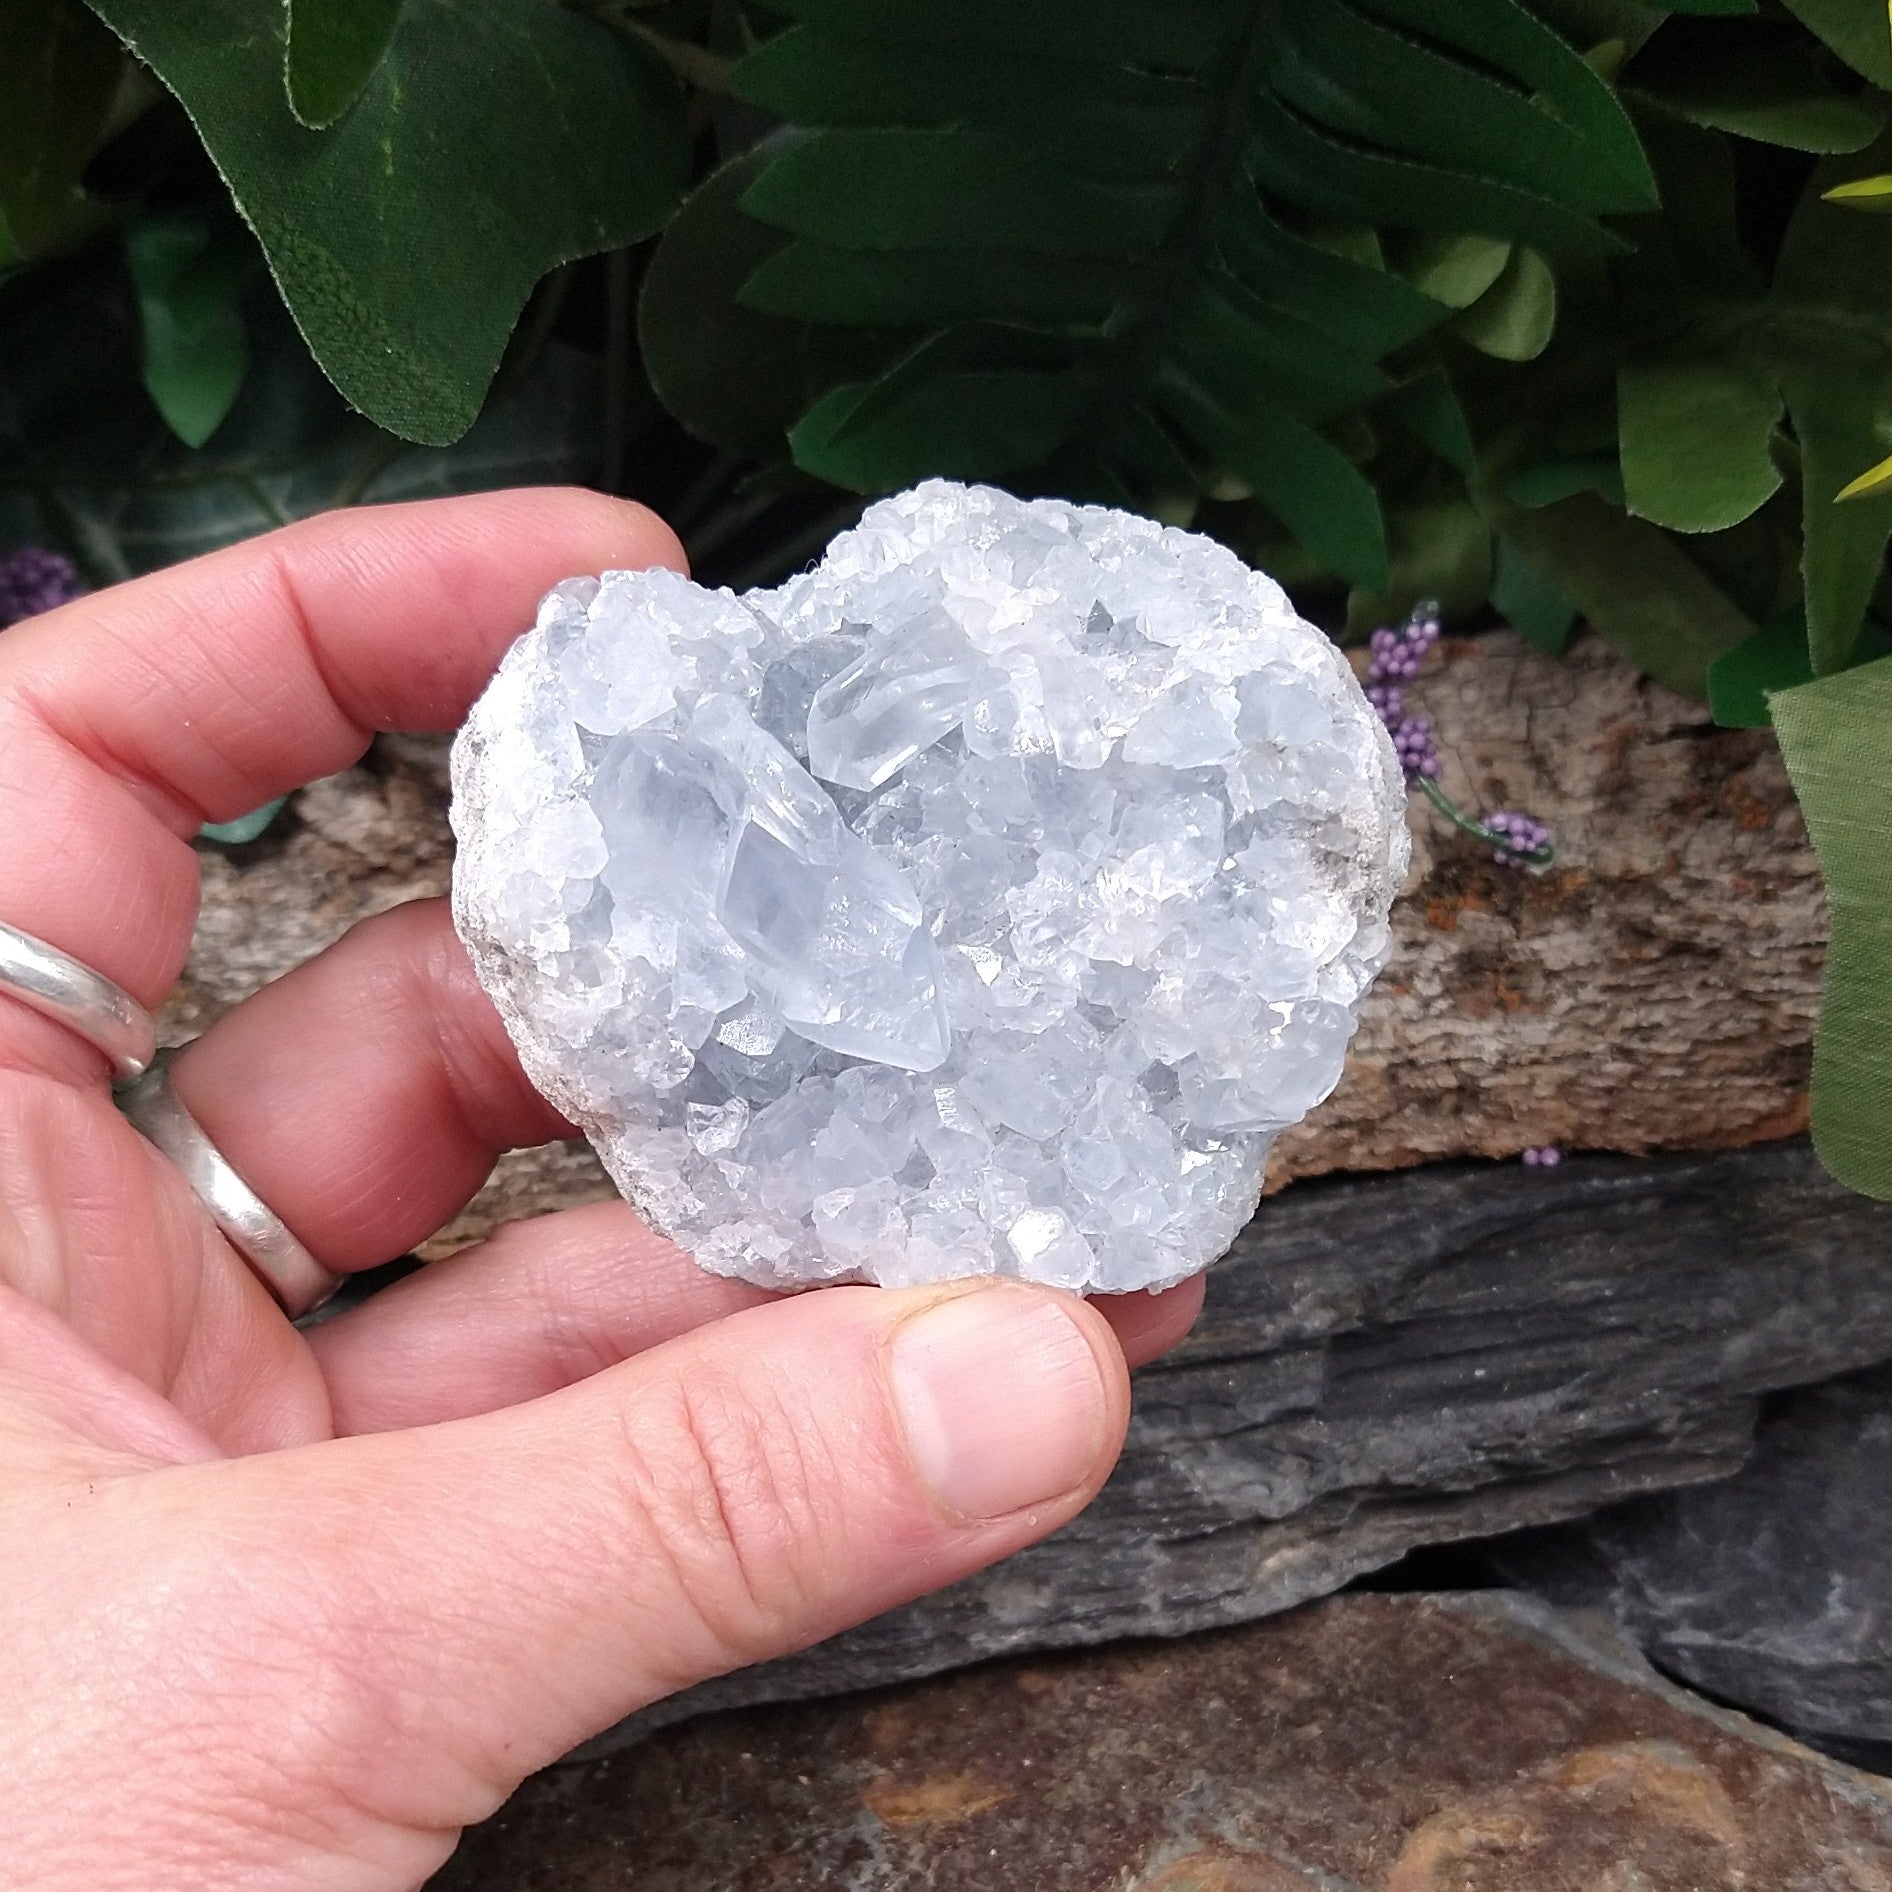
[
  {"left": 590, "top": 1137, "right": 1892, "bottom": 1752},
  {"left": 1498, "top": 1360, "right": 1892, "bottom": 1757},
  {"left": 428, "top": 1592, "right": 1892, "bottom": 1891}
]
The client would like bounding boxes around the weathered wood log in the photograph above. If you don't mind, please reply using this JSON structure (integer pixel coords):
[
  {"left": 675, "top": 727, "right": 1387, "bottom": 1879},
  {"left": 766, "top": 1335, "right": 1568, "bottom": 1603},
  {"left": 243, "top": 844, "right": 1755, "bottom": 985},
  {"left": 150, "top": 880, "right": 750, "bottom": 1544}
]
[{"left": 161, "top": 631, "right": 1827, "bottom": 1250}]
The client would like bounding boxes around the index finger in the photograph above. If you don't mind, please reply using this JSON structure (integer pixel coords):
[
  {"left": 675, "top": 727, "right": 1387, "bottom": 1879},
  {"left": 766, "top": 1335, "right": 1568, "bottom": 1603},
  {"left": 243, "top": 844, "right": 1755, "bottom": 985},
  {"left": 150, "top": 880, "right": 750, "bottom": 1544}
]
[{"left": 0, "top": 490, "right": 682, "bottom": 1058}]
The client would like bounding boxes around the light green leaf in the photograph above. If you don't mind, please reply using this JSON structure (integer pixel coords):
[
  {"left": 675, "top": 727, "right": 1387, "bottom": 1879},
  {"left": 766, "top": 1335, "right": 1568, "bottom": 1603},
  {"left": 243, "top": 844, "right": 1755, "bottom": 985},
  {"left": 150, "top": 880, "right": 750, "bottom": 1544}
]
[
  {"left": 1452, "top": 246, "right": 1558, "bottom": 360},
  {"left": 125, "top": 210, "right": 253, "bottom": 448},
  {"left": 1618, "top": 357, "right": 1783, "bottom": 532},
  {"left": 1780, "top": 0, "right": 1892, "bottom": 89},
  {"left": 285, "top": 0, "right": 403, "bottom": 128},
  {"left": 81, "top": 0, "right": 687, "bottom": 444},
  {"left": 1395, "top": 232, "right": 1513, "bottom": 308},
  {"left": 0, "top": 0, "right": 122, "bottom": 265},
  {"left": 1770, "top": 654, "right": 1892, "bottom": 1199}
]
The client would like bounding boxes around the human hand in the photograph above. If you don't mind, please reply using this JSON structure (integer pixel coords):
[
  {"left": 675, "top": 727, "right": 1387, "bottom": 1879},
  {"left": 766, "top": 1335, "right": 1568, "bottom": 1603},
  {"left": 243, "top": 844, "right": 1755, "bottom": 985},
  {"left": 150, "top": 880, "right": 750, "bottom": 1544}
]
[{"left": 0, "top": 491, "right": 1204, "bottom": 1891}]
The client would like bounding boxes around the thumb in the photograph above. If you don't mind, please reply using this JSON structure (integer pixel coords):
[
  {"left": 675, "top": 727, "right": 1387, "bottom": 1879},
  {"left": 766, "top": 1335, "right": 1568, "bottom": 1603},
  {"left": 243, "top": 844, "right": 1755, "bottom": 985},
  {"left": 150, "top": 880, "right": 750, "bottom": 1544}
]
[{"left": 132, "top": 1280, "right": 1126, "bottom": 1843}]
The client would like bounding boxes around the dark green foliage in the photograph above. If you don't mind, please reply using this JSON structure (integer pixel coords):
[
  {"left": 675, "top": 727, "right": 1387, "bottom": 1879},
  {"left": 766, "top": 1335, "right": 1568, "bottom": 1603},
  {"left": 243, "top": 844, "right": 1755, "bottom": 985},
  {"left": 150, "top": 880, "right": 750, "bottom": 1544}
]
[
  {"left": 81, "top": 0, "right": 686, "bottom": 443},
  {"left": 8, "top": 0, "right": 1892, "bottom": 1200}
]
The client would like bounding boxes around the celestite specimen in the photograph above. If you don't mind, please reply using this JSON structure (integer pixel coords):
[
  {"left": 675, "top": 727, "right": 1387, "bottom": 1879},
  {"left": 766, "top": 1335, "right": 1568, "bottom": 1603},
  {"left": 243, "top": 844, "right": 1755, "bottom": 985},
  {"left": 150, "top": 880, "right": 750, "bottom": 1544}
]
[{"left": 452, "top": 482, "right": 1407, "bottom": 1293}]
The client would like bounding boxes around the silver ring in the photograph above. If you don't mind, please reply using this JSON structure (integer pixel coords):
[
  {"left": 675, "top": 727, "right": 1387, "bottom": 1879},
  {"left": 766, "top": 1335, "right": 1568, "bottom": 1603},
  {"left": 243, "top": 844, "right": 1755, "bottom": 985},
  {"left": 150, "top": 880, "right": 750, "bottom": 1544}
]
[
  {"left": 118, "top": 1052, "right": 340, "bottom": 1319},
  {"left": 0, "top": 919, "right": 157, "bottom": 1084}
]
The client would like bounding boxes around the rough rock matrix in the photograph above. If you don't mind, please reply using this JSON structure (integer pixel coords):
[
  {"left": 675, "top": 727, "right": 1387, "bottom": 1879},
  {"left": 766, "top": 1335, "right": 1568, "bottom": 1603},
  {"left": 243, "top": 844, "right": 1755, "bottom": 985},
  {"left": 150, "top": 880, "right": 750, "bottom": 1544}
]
[{"left": 452, "top": 482, "right": 1405, "bottom": 1292}]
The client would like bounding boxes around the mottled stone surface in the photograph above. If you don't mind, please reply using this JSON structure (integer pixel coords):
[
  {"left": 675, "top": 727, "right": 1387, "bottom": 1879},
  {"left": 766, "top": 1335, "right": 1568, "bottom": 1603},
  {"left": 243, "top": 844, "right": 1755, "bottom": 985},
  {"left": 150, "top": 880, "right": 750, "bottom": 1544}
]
[
  {"left": 1497, "top": 1361, "right": 1892, "bottom": 1754},
  {"left": 161, "top": 628, "right": 1826, "bottom": 1255},
  {"left": 582, "top": 1139, "right": 1892, "bottom": 1754},
  {"left": 427, "top": 1593, "right": 1892, "bottom": 1892}
]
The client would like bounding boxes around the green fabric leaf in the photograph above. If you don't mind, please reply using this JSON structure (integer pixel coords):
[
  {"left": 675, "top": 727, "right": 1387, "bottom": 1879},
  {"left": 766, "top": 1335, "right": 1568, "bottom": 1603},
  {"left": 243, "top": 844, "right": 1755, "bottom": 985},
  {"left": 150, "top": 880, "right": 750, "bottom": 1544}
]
[
  {"left": 1770, "top": 654, "right": 1892, "bottom": 1199},
  {"left": 1618, "top": 357, "right": 1783, "bottom": 532},
  {"left": 1780, "top": 0, "right": 1892, "bottom": 90},
  {"left": 1773, "top": 138, "right": 1892, "bottom": 673},
  {"left": 740, "top": 129, "right": 1178, "bottom": 259},
  {"left": 1381, "top": 366, "right": 1476, "bottom": 474},
  {"left": 0, "top": 0, "right": 122, "bottom": 265},
  {"left": 645, "top": 0, "right": 1657, "bottom": 576},
  {"left": 1493, "top": 489, "right": 1754, "bottom": 693},
  {"left": 125, "top": 210, "right": 254, "bottom": 449},
  {"left": 791, "top": 326, "right": 1095, "bottom": 491},
  {"left": 201, "top": 796, "right": 287, "bottom": 844},
  {"left": 284, "top": 0, "right": 403, "bottom": 127},
  {"left": 1630, "top": 35, "right": 1887, "bottom": 153},
  {"left": 1160, "top": 371, "right": 1389, "bottom": 589},
  {"left": 82, "top": 0, "right": 686, "bottom": 444},
  {"left": 1452, "top": 246, "right": 1558, "bottom": 360},
  {"left": 1782, "top": 366, "right": 1892, "bottom": 674},
  {"left": 640, "top": 138, "right": 832, "bottom": 459},
  {"left": 0, "top": 257, "right": 610, "bottom": 579},
  {"left": 1507, "top": 454, "right": 1627, "bottom": 509},
  {"left": 1706, "top": 605, "right": 1813, "bottom": 725},
  {"left": 1490, "top": 532, "right": 1581, "bottom": 654}
]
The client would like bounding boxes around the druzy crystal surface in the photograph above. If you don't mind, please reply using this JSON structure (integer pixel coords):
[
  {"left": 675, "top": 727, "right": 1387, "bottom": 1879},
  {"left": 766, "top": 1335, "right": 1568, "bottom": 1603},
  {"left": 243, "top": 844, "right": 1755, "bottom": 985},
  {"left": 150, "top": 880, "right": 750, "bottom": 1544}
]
[{"left": 452, "top": 482, "right": 1407, "bottom": 1293}]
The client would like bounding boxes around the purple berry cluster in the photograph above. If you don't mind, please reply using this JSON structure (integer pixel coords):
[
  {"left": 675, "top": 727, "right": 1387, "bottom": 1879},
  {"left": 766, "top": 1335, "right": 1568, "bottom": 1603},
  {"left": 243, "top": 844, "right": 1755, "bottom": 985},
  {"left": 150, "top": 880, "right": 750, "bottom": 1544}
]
[
  {"left": 1521, "top": 1145, "right": 1564, "bottom": 1167},
  {"left": 0, "top": 546, "right": 83, "bottom": 629},
  {"left": 1364, "top": 600, "right": 1554, "bottom": 872},
  {"left": 1365, "top": 600, "right": 1442, "bottom": 782},
  {"left": 1483, "top": 810, "right": 1552, "bottom": 868}
]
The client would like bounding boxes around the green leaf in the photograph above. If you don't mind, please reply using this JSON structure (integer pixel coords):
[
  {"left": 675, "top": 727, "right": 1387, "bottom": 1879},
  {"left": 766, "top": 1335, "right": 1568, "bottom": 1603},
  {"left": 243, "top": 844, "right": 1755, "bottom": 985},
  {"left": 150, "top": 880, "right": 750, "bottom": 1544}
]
[
  {"left": 81, "top": 0, "right": 687, "bottom": 444},
  {"left": 1160, "top": 369, "right": 1389, "bottom": 589},
  {"left": 201, "top": 796, "right": 286, "bottom": 844},
  {"left": 1618, "top": 357, "right": 1783, "bottom": 532},
  {"left": 660, "top": 0, "right": 1655, "bottom": 573},
  {"left": 285, "top": 0, "right": 403, "bottom": 128},
  {"left": 1381, "top": 366, "right": 1476, "bottom": 474},
  {"left": 1452, "top": 246, "right": 1558, "bottom": 360},
  {"left": 740, "top": 128, "right": 1178, "bottom": 259},
  {"left": 1393, "top": 232, "right": 1513, "bottom": 309},
  {"left": 0, "top": 0, "right": 122, "bottom": 265},
  {"left": 791, "top": 326, "right": 1095, "bottom": 491},
  {"left": 1507, "top": 454, "right": 1627, "bottom": 509},
  {"left": 1773, "top": 139, "right": 1892, "bottom": 673},
  {"left": 125, "top": 210, "right": 254, "bottom": 448},
  {"left": 1629, "top": 33, "right": 1887, "bottom": 153},
  {"left": 1780, "top": 0, "right": 1892, "bottom": 90},
  {"left": 0, "top": 256, "right": 610, "bottom": 579},
  {"left": 1770, "top": 654, "right": 1892, "bottom": 1200},
  {"left": 1706, "top": 604, "right": 1813, "bottom": 725},
  {"left": 1490, "top": 532, "right": 1581, "bottom": 653},
  {"left": 639, "top": 139, "right": 822, "bottom": 459},
  {"left": 1782, "top": 366, "right": 1892, "bottom": 673},
  {"left": 1491, "top": 489, "right": 1755, "bottom": 693}
]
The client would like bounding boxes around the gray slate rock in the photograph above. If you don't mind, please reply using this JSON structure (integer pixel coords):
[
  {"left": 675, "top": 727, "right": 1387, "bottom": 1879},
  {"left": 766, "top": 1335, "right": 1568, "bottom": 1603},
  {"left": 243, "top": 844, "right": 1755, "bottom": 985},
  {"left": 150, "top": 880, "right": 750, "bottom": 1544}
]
[
  {"left": 1495, "top": 1360, "right": 1892, "bottom": 1753},
  {"left": 587, "top": 1138, "right": 1892, "bottom": 1754}
]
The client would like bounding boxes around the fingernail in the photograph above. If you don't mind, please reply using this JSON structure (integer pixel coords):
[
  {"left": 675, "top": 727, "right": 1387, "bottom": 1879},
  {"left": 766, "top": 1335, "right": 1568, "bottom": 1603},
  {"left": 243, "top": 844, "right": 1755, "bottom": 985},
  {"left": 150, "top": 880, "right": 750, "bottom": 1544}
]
[{"left": 888, "top": 1286, "right": 1111, "bottom": 1521}]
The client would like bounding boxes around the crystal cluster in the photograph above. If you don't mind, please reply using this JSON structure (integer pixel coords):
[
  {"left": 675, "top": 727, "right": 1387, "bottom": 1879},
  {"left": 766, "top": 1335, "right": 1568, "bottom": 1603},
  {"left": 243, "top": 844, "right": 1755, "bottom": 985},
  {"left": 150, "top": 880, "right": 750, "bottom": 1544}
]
[{"left": 452, "top": 482, "right": 1407, "bottom": 1293}]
